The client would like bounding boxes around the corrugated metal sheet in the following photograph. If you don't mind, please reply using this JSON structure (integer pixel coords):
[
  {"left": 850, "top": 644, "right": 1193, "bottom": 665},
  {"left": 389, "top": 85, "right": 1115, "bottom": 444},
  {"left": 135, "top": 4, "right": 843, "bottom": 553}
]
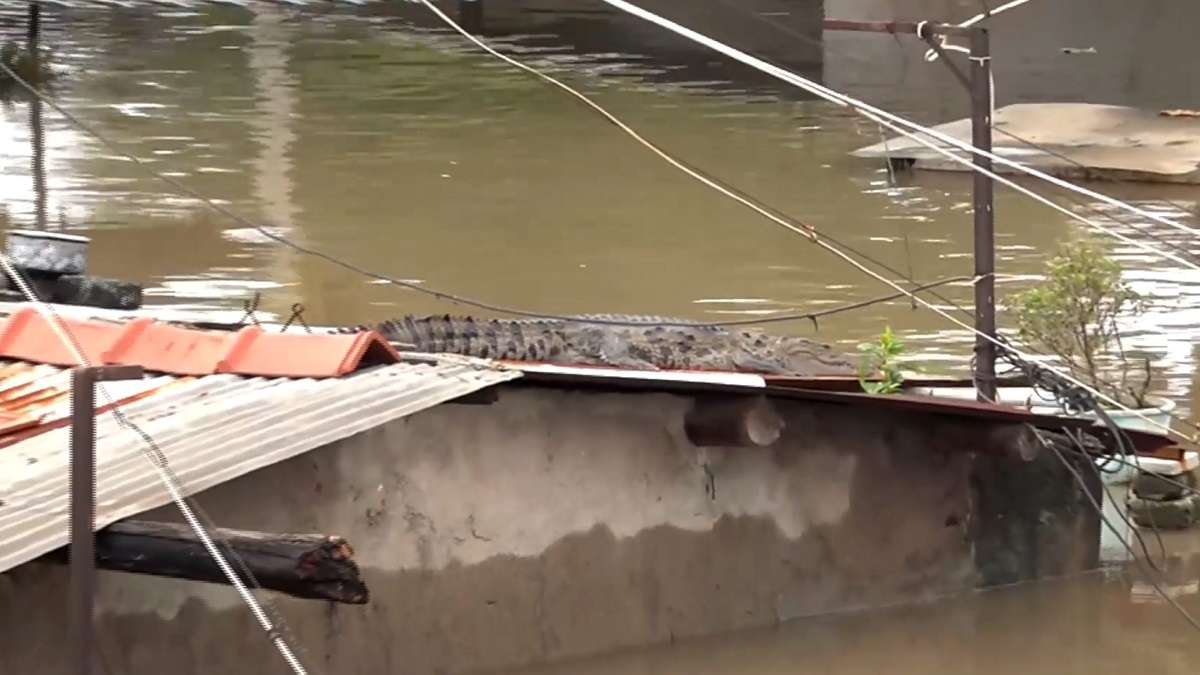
[{"left": 0, "top": 360, "right": 520, "bottom": 574}]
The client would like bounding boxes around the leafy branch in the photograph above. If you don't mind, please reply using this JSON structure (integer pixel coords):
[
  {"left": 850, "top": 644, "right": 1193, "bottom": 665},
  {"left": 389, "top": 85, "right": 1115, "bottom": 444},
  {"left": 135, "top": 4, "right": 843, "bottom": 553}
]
[{"left": 858, "top": 326, "right": 906, "bottom": 394}]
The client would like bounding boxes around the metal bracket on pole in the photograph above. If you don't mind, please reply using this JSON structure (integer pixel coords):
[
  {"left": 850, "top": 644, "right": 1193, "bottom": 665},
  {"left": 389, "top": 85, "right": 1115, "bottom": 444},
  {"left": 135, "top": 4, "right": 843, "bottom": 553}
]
[{"left": 69, "top": 365, "right": 144, "bottom": 675}]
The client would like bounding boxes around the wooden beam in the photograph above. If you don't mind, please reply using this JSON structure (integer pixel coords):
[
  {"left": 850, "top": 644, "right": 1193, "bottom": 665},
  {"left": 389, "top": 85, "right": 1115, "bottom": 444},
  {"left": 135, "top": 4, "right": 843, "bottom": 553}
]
[
  {"left": 684, "top": 395, "right": 784, "bottom": 447},
  {"left": 50, "top": 520, "right": 369, "bottom": 604}
]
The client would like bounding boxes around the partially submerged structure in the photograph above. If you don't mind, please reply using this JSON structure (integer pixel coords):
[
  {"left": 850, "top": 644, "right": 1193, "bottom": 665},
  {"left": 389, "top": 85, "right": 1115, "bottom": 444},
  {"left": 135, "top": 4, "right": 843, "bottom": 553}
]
[
  {"left": 0, "top": 301, "right": 1181, "bottom": 674},
  {"left": 854, "top": 103, "right": 1200, "bottom": 184}
]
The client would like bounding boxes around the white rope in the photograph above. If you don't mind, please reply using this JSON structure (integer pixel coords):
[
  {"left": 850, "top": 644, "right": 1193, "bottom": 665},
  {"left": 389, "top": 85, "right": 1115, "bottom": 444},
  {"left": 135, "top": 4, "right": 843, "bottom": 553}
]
[
  {"left": 923, "top": 0, "right": 1035, "bottom": 62},
  {"left": 0, "top": 257, "right": 308, "bottom": 675},
  {"left": 420, "top": 2, "right": 1189, "bottom": 444},
  {"left": 598, "top": 0, "right": 1200, "bottom": 243}
]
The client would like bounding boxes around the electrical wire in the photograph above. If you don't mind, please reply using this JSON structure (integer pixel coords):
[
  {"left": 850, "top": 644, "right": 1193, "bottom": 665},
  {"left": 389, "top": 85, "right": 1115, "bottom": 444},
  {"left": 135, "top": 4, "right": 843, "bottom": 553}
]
[
  {"left": 597, "top": 0, "right": 1200, "bottom": 243},
  {"left": 697, "top": 10, "right": 1200, "bottom": 441},
  {"left": 5, "top": 4, "right": 1184, "bottom": 445},
  {"left": 1070, "top": 422, "right": 1168, "bottom": 568},
  {"left": 5, "top": 0, "right": 1196, "bottom": 652},
  {"left": 0, "top": 55, "right": 970, "bottom": 330},
  {"left": 715, "top": 0, "right": 1200, "bottom": 265},
  {"left": 412, "top": 1, "right": 1200, "bottom": 444},
  {"left": 1099, "top": 453, "right": 1200, "bottom": 498},
  {"left": 1031, "top": 425, "right": 1200, "bottom": 632},
  {"left": 0, "top": 255, "right": 310, "bottom": 675},
  {"left": 5, "top": 4, "right": 1194, "bottom": 444},
  {"left": 710, "top": 3, "right": 1200, "bottom": 439}
]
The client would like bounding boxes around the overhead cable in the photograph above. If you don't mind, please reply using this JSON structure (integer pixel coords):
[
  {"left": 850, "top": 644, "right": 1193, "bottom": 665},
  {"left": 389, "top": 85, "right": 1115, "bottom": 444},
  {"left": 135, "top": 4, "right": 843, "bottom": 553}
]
[
  {"left": 3, "top": 9, "right": 1189, "bottom": 443},
  {"left": 596, "top": 0, "right": 1200, "bottom": 243},
  {"left": 1031, "top": 426, "right": 1200, "bottom": 633},
  {"left": 0, "top": 31, "right": 965, "bottom": 330},
  {"left": 414, "top": 1, "right": 1195, "bottom": 443},
  {"left": 0, "top": 256, "right": 310, "bottom": 675}
]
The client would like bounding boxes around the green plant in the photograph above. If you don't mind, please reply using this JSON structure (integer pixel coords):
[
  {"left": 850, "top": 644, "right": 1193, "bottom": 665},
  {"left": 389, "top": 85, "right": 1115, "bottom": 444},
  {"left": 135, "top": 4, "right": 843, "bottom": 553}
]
[
  {"left": 1011, "top": 241, "right": 1151, "bottom": 408},
  {"left": 858, "top": 326, "right": 906, "bottom": 394}
]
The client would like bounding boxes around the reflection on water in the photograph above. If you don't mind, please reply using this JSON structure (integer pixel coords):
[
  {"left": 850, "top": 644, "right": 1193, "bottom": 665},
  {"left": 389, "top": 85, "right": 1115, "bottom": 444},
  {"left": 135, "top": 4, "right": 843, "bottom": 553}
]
[{"left": 2, "top": 1, "right": 1200, "bottom": 672}]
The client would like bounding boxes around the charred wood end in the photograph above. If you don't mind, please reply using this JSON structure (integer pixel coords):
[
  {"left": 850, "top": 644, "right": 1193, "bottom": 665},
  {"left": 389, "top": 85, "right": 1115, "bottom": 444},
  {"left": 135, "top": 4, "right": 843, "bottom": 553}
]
[
  {"left": 47, "top": 519, "right": 370, "bottom": 605},
  {"left": 684, "top": 395, "right": 784, "bottom": 447}
]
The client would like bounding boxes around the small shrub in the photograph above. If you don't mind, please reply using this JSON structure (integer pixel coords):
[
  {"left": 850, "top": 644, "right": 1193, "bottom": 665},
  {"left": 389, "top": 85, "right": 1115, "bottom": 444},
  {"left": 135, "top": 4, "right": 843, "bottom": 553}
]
[
  {"left": 858, "top": 326, "right": 905, "bottom": 394},
  {"left": 1010, "top": 241, "right": 1151, "bottom": 408}
]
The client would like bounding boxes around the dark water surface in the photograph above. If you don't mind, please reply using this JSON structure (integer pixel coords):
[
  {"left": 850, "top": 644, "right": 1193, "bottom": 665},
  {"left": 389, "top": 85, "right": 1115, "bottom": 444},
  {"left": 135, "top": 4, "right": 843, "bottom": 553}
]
[{"left": 2, "top": 2, "right": 1200, "bottom": 670}]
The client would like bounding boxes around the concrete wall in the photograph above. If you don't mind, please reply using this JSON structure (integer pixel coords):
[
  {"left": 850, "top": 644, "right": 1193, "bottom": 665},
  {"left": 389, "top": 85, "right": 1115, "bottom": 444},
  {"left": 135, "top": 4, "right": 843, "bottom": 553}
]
[
  {"left": 428, "top": 0, "right": 826, "bottom": 95},
  {"left": 0, "top": 386, "right": 1097, "bottom": 674},
  {"left": 825, "top": 0, "right": 1200, "bottom": 116}
]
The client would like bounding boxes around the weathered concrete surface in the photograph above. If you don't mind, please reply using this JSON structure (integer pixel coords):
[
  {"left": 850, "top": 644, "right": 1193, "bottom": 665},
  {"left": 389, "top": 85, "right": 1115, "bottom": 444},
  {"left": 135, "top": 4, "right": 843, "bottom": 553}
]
[
  {"left": 0, "top": 387, "right": 1098, "bottom": 674},
  {"left": 853, "top": 103, "right": 1200, "bottom": 184},
  {"left": 970, "top": 444, "right": 1103, "bottom": 585}
]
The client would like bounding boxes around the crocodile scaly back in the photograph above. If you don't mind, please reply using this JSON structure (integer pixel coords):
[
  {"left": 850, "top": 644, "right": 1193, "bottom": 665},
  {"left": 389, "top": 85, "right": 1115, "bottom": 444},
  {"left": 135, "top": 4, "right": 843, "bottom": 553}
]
[{"left": 336, "top": 314, "right": 855, "bottom": 376}]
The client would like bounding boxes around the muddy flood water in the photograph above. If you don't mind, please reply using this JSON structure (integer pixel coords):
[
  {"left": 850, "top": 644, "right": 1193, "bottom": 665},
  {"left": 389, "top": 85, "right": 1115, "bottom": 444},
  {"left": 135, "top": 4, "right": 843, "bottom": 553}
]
[{"left": 2, "top": 0, "right": 1200, "bottom": 672}]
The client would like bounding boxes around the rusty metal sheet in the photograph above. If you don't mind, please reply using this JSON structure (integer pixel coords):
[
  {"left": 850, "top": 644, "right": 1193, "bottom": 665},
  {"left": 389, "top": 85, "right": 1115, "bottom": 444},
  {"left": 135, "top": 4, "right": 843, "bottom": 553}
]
[
  {"left": 0, "top": 359, "right": 521, "bottom": 575},
  {"left": 0, "top": 361, "right": 179, "bottom": 448}
]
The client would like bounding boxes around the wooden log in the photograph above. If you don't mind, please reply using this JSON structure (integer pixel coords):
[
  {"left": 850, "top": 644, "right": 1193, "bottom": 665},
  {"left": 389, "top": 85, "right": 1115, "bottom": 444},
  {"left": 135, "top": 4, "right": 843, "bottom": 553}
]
[
  {"left": 50, "top": 520, "right": 369, "bottom": 604},
  {"left": 684, "top": 395, "right": 784, "bottom": 447}
]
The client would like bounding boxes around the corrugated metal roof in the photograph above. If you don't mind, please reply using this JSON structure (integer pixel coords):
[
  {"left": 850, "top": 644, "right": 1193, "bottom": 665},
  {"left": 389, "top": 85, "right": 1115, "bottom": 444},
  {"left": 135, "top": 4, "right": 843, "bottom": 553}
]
[{"left": 0, "top": 359, "right": 520, "bottom": 574}]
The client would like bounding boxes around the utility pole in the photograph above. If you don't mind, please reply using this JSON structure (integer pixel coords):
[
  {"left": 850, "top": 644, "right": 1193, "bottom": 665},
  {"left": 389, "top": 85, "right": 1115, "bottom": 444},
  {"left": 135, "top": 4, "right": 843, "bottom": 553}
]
[
  {"left": 968, "top": 28, "right": 996, "bottom": 402},
  {"left": 822, "top": 20, "right": 997, "bottom": 401}
]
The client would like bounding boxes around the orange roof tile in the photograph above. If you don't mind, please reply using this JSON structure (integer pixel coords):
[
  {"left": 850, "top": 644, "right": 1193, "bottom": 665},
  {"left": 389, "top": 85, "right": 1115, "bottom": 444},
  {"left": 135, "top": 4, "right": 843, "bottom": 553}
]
[
  {"left": 0, "top": 307, "right": 119, "bottom": 366},
  {"left": 217, "top": 328, "right": 402, "bottom": 378},
  {"left": 104, "top": 318, "right": 235, "bottom": 376},
  {"left": 0, "top": 304, "right": 402, "bottom": 378}
]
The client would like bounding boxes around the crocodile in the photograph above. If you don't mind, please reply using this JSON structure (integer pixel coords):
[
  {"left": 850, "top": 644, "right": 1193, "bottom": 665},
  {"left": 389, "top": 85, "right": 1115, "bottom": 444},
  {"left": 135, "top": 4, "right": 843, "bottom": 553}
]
[{"left": 336, "top": 314, "right": 857, "bottom": 376}]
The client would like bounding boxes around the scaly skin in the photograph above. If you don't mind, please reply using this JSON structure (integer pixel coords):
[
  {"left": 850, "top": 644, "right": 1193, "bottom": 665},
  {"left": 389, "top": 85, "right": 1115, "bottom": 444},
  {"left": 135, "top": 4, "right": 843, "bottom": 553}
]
[{"left": 338, "top": 314, "right": 856, "bottom": 376}]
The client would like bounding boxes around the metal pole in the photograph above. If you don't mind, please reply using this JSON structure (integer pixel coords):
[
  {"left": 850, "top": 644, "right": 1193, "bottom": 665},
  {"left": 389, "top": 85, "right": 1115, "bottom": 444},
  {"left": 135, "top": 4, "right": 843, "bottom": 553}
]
[
  {"left": 27, "top": 2, "right": 40, "bottom": 46},
  {"left": 27, "top": 1, "right": 46, "bottom": 230},
  {"left": 969, "top": 28, "right": 997, "bottom": 402},
  {"left": 29, "top": 95, "right": 46, "bottom": 230},
  {"left": 69, "top": 365, "right": 144, "bottom": 675},
  {"left": 69, "top": 367, "right": 97, "bottom": 675}
]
